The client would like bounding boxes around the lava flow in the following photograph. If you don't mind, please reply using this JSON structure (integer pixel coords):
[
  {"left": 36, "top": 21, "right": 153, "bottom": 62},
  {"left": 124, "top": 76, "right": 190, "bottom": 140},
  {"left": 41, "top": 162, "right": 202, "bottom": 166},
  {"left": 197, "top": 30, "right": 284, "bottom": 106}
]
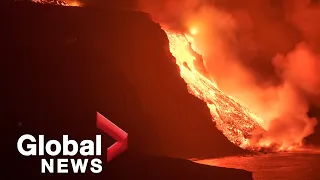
[{"left": 164, "top": 30, "right": 266, "bottom": 150}]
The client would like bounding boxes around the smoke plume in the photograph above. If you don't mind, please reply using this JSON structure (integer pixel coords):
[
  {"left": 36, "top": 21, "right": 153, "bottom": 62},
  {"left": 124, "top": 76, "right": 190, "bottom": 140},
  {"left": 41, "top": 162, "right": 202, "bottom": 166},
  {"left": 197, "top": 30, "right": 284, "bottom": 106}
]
[{"left": 138, "top": 0, "right": 320, "bottom": 149}]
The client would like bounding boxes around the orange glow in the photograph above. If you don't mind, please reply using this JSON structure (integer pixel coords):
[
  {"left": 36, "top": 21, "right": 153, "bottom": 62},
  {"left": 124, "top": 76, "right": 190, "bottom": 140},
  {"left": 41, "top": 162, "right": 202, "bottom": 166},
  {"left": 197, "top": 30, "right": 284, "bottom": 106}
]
[
  {"left": 67, "top": 0, "right": 82, "bottom": 7},
  {"left": 163, "top": 26, "right": 318, "bottom": 151},
  {"left": 189, "top": 27, "right": 198, "bottom": 36}
]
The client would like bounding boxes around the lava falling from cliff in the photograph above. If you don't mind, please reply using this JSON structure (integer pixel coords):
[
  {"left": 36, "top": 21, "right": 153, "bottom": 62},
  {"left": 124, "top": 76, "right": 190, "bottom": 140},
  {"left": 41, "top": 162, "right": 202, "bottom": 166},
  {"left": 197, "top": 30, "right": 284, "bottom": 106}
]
[
  {"left": 139, "top": 0, "right": 320, "bottom": 151},
  {"left": 164, "top": 31, "right": 266, "bottom": 149}
]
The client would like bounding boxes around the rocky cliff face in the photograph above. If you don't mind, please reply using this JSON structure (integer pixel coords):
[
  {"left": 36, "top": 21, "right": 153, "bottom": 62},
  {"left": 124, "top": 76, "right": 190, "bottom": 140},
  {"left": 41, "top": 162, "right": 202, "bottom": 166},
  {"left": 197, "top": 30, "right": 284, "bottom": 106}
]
[{"left": 3, "top": 2, "right": 247, "bottom": 159}]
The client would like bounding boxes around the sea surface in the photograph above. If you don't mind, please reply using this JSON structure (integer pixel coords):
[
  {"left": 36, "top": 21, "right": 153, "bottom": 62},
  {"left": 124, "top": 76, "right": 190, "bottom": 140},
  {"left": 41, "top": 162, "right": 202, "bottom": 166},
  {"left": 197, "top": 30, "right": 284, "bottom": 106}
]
[{"left": 195, "top": 151, "right": 320, "bottom": 180}]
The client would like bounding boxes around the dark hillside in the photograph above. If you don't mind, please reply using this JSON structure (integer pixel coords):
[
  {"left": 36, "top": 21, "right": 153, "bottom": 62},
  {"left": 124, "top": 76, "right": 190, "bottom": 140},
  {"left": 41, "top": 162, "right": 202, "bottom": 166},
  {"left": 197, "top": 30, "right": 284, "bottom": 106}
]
[
  {"left": 1, "top": 2, "right": 254, "bottom": 179},
  {"left": 2, "top": 1, "right": 247, "bottom": 158}
]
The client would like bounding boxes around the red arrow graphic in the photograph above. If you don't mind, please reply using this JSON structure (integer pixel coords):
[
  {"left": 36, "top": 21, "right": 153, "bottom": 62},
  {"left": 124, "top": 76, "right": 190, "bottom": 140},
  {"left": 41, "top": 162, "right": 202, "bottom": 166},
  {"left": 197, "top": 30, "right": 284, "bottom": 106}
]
[{"left": 96, "top": 112, "right": 128, "bottom": 162}]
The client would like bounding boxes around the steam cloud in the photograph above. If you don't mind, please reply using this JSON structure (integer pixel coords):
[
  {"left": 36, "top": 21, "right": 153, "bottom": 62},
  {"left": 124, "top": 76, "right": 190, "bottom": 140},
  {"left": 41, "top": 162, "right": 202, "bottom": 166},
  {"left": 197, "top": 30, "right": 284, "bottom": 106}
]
[{"left": 138, "top": 0, "right": 320, "bottom": 148}]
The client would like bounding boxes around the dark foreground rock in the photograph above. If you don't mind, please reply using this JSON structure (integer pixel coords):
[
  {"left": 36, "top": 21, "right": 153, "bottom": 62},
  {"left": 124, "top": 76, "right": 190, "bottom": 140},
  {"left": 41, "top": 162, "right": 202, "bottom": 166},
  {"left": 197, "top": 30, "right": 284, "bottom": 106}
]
[
  {"left": 2, "top": 1, "right": 252, "bottom": 179},
  {"left": 107, "top": 151, "right": 253, "bottom": 180}
]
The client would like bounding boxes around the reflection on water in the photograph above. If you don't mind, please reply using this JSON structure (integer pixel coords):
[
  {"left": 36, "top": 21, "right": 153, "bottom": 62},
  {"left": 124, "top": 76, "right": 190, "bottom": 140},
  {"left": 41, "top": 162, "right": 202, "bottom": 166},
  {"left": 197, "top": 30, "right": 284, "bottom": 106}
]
[{"left": 195, "top": 152, "right": 320, "bottom": 180}]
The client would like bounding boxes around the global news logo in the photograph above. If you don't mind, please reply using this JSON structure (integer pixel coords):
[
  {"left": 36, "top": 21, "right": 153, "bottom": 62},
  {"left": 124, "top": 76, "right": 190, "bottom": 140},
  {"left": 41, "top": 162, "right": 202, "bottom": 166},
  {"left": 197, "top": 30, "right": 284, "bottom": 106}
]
[{"left": 16, "top": 112, "right": 128, "bottom": 174}]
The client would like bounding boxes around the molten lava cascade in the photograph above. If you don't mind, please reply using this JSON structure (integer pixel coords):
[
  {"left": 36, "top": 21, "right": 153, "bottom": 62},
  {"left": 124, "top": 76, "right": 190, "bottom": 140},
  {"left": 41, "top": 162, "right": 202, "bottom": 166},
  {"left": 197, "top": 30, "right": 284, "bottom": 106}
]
[{"left": 164, "top": 31, "right": 267, "bottom": 150}]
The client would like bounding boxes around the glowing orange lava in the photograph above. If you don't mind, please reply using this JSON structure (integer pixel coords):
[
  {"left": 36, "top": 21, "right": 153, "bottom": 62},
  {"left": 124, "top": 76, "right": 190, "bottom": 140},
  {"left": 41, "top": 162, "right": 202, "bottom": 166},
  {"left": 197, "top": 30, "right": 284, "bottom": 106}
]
[{"left": 164, "top": 29, "right": 268, "bottom": 150}]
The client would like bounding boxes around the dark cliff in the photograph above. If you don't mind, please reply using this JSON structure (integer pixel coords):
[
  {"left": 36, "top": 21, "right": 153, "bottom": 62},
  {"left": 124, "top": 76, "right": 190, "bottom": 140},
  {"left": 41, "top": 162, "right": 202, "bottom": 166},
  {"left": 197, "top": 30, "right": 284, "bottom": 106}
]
[
  {"left": 2, "top": 2, "right": 253, "bottom": 179},
  {"left": 3, "top": 1, "right": 247, "bottom": 158}
]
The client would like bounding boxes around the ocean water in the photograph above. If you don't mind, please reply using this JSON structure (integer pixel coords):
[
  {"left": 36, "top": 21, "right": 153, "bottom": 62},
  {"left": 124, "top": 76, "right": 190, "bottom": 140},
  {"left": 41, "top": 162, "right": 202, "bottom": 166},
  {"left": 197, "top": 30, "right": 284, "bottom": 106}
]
[{"left": 195, "top": 152, "right": 320, "bottom": 180}]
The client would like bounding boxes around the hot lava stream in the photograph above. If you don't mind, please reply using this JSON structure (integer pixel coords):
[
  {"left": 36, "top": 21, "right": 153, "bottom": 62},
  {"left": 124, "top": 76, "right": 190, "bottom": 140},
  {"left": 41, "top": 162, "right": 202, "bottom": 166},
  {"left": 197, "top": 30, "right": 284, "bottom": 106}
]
[{"left": 164, "top": 30, "right": 267, "bottom": 150}]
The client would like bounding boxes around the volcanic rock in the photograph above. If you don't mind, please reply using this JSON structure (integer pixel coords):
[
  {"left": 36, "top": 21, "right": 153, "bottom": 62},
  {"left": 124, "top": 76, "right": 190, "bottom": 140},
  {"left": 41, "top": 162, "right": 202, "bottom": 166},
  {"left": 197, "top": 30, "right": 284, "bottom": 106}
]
[{"left": 2, "top": 2, "right": 252, "bottom": 179}]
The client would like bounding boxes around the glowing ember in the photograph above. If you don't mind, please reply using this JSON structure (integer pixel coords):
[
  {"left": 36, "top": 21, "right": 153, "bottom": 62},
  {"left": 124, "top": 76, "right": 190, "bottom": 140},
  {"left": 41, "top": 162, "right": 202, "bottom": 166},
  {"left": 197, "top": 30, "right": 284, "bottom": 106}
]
[
  {"left": 31, "top": 0, "right": 81, "bottom": 6},
  {"left": 164, "top": 30, "right": 267, "bottom": 150}
]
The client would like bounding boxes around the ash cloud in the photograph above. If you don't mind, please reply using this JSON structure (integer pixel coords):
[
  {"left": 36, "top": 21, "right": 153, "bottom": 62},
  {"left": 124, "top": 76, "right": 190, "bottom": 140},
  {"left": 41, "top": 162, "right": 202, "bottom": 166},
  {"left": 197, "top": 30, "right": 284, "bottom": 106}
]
[{"left": 138, "top": 0, "right": 320, "bottom": 148}]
